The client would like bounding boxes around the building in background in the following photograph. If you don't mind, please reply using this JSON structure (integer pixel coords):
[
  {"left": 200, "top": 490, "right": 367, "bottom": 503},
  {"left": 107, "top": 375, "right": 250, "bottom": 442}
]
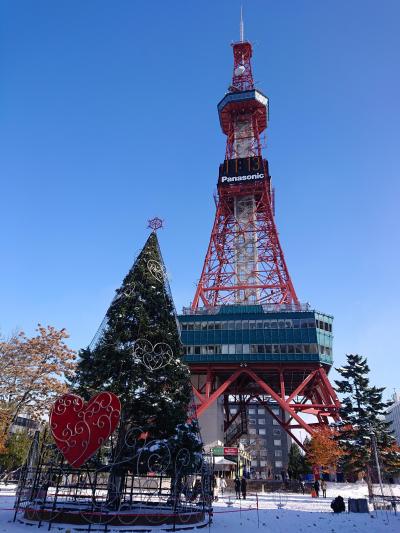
[
  {"left": 9, "top": 416, "right": 38, "bottom": 435},
  {"left": 230, "top": 400, "right": 291, "bottom": 479},
  {"left": 386, "top": 392, "right": 400, "bottom": 445}
]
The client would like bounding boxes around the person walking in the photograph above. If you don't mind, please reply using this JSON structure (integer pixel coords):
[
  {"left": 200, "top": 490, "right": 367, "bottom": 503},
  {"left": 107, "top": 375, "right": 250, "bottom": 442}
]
[
  {"left": 299, "top": 479, "right": 305, "bottom": 495},
  {"left": 313, "top": 479, "right": 320, "bottom": 498},
  {"left": 240, "top": 476, "right": 247, "bottom": 500},
  {"left": 214, "top": 475, "right": 220, "bottom": 501},
  {"left": 321, "top": 479, "right": 327, "bottom": 498},
  {"left": 234, "top": 476, "right": 241, "bottom": 499},
  {"left": 219, "top": 477, "right": 227, "bottom": 496}
]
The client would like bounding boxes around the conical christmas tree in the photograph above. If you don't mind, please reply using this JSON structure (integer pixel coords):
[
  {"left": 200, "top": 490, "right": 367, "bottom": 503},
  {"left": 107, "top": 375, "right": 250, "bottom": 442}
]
[{"left": 74, "top": 231, "right": 202, "bottom": 471}]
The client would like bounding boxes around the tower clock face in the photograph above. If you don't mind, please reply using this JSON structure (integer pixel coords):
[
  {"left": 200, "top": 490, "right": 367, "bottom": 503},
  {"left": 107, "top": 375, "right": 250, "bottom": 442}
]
[{"left": 219, "top": 156, "right": 264, "bottom": 177}]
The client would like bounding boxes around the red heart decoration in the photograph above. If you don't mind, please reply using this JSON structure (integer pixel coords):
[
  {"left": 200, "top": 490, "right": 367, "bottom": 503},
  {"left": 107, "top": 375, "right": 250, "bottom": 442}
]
[{"left": 49, "top": 392, "right": 121, "bottom": 468}]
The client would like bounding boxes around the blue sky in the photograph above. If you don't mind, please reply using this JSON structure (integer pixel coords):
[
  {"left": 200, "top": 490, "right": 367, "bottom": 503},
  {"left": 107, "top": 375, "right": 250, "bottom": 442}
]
[{"left": 1, "top": 1, "right": 399, "bottom": 399}]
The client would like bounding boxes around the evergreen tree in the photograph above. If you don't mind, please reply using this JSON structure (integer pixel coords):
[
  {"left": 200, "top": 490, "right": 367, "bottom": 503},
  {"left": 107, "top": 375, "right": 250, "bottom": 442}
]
[
  {"left": 334, "top": 354, "right": 400, "bottom": 486},
  {"left": 288, "top": 443, "right": 309, "bottom": 480},
  {"left": 74, "top": 232, "right": 202, "bottom": 472}
]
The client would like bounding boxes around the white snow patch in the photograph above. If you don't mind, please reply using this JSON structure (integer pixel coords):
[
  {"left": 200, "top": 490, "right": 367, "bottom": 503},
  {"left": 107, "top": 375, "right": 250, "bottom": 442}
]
[{"left": 2, "top": 482, "right": 400, "bottom": 532}]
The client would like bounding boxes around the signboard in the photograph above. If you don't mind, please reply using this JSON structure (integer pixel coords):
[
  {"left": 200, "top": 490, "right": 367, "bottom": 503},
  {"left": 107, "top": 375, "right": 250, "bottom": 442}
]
[
  {"left": 212, "top": 446, "right": 239, "bottom": 456},
  {"left": 223, "top": 447, "right": 238, "bottom": 456},
  {"left": 212, "top": 447, "right": 224, "bottom": 456},
  {"left": 218, "top": 157, "right": 268, "bottom": 186}
]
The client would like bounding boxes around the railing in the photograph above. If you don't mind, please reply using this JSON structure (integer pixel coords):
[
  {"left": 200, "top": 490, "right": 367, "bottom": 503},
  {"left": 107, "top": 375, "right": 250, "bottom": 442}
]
[{"left": 182, "top": 302, "right": 311, "bottom": 316}]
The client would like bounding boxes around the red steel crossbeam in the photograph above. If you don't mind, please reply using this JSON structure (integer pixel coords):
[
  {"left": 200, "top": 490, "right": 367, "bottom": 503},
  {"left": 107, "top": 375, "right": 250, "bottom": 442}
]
[{"left": 192, "top": 365, "right": 340, "bottom": 439}]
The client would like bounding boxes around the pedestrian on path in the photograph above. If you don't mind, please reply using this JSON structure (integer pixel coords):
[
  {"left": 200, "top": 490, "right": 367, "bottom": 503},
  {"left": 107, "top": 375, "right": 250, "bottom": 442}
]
[
  {"left": 313, "top": 479, "right": 320, "bottom": 498},
  {"left": 321, "top": 479, "right": 327, "bottom": 498},
  {"left": 219, "top": 477, "right": 227, "bottom": 496},
  {"left": 240, "top": 476, "right": 247, "bottom": 500},
  {"left": 234, "top": 477, "right": 241, "bottom": 499}
]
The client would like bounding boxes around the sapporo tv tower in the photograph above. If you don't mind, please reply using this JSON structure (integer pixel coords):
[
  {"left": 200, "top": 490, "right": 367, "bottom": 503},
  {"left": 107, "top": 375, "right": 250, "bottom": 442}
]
[{"left": 178, "top": 19, "right": 340, "bottom": 449}]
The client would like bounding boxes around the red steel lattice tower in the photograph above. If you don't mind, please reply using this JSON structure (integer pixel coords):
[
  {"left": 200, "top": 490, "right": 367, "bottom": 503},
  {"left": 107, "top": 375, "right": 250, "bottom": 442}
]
[
  {"left": 180, "top": 23, "right": 340, "bottom": 450},
  {"left": 192, "top": 36, "right": 298, "bottom": 310}
]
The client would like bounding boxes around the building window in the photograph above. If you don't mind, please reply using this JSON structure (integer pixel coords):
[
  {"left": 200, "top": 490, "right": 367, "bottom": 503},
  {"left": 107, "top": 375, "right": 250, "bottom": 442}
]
[
  {"left": 273, "top": 429, "right": 281, "bottom": 436},
  {"left": 243, "top": 344, "right": 250, "bottom": 354},
  {"left": 274, "top": 439, "right": 281, "bottom": 446},
  {"left": 272, "top": 408, "right": 280, "bottom": 415},
  {"left": 260, "top": 460, "right": 267, "bottom": 466},
  {"left": 249, "top": 418, "right": 256, "bottom": 425},
  {"left": 258, "top": 428, "right": 266, "bottom": 435},
  {"left": 248, "top": 408, "right": 256, "bottom": 414},
  {"left": 230, "top": 408, "right": 237, "bottom": 415},
  {"left": 194, "top": 346, "right": 200, "bottom": 355},
  {"left": 249, "top": 428, "right": 256, "bottom": 434},
  {"left": 258, "top": 407, "right": 265, "bottom": 414},
  {"left": 275, "top": 450, "right": 282, "bottom": 457},
  {"left": 258, "top": 418, "right": 265, "bottom": 425},
  {"left": 275, "top": 461, "right": 283, "bottom": 468},
  {"left": 228, "top": 344, "right": 236, "bottom": 354},
  {"left": 251, "top": 460, "right": 258, "bottom": 467}
]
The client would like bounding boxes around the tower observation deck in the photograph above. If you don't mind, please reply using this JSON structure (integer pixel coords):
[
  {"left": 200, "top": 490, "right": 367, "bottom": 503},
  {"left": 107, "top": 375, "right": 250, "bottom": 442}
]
[{"left": 178, "top": 30, "right": 340, "bottom": 449}]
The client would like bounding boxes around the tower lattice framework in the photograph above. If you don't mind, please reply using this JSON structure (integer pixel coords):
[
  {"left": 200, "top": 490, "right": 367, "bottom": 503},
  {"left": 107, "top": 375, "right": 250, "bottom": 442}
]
[
  {"left": 181, "top": 30, "right": 340, "bottom": 450},
  {"left": 192, "top": 39, "right": 298, "bottom": 310}
]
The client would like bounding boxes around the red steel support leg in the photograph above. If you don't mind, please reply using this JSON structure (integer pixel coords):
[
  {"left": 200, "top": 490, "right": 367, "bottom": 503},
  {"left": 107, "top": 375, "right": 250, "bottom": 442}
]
[
  {"left": 205, "top": 369, "right": 213, "bottom": 398},
  {"left": 192, "top": 386, "right": 205, "bottom": 405},
  {"left": 196, "top": 368, "right": 243, "bottom": 418},
  {"left": 194, "top": 366, "right": 340, "bottom": 439},
  {"left": 279, "top": 370, "right": 285, "bottom": 399},
  {"left": 243, "top": 368, "right": 315, "bottom": 435}
]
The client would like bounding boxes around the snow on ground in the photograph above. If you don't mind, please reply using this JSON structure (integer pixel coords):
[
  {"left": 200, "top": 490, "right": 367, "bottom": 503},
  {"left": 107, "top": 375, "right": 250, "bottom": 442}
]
[{"left": 0, "top": 482, "right": 400, "bottom": 532}]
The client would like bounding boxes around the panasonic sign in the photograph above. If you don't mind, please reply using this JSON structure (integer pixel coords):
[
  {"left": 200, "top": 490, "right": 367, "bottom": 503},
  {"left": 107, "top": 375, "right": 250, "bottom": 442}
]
[{"left": 220, "top": 172, "right": 264, "bottom": 184}]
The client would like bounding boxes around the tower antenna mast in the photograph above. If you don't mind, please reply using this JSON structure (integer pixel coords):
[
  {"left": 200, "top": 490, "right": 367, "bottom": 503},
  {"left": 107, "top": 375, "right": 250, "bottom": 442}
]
[{"left": 240, "top": 6, "right": 244, "bottom": 42}]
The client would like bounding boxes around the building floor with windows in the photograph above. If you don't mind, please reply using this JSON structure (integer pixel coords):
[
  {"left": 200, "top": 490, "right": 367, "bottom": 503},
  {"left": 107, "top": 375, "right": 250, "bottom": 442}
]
[{"left": 230, "top": 401, "right": 291, "bottom": 479}]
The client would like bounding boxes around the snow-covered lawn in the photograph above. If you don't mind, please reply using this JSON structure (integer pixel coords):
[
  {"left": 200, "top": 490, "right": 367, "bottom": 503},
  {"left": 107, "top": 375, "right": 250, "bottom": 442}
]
[{"left": 1, "top": 482, "right": 400, "bottom": 532}]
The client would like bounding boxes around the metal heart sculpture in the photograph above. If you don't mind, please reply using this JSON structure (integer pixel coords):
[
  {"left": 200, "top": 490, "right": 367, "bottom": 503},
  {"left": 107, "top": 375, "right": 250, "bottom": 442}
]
[
  {"left": 132, "top": 339, "right": 173, "bottom": 371},
  {"left": 49, "top": 392, "right": 121, "bottom": 468}
]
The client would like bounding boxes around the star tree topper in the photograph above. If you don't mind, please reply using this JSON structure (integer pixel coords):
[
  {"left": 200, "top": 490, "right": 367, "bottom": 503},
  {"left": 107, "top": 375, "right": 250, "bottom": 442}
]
[{"left": 148, "top": 217, "right": 164, "bottom": 231}]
